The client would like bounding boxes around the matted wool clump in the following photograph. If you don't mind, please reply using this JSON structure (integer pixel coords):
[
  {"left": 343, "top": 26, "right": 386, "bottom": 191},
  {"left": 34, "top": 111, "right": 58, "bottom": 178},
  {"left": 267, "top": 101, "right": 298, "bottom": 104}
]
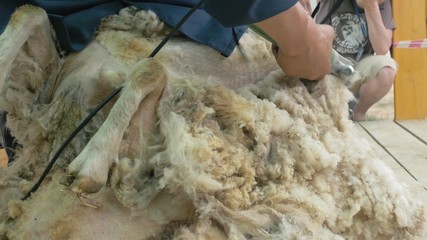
[{"left": 130, "top": 71, "right": 426, "bottom": 239}]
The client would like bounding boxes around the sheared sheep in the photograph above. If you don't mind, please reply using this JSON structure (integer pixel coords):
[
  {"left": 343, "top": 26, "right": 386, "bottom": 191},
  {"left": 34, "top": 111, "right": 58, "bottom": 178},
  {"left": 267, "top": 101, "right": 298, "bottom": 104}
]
[{"left": 0, "top": 5, "right": 425, "bottom": 240}]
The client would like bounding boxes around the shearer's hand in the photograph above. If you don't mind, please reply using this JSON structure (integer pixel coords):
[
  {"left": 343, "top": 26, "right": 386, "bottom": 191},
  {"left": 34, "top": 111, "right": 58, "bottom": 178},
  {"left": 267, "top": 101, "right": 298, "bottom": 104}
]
[
  {"left": 256, "top": 2, "right": 335, "bottom": 80},
  {"left": 356, "top": 0, "right": 385, "bottom": 9}
]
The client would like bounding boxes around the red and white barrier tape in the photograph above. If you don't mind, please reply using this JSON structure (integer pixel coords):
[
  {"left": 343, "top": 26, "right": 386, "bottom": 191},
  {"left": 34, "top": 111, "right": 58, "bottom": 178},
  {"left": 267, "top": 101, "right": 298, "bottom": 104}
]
[{"left": 393, "top": 39, "right": 427, "bottom": 48}]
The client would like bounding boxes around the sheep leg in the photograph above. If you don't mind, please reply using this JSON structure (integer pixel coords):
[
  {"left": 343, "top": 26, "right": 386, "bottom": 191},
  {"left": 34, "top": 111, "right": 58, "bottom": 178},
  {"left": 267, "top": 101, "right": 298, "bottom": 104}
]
[
  {"left": 68, "top": 58, "right": 167, "bottom": 194},
  {"left": 0, "top": 5, "right": 59, "bottom": 106}
]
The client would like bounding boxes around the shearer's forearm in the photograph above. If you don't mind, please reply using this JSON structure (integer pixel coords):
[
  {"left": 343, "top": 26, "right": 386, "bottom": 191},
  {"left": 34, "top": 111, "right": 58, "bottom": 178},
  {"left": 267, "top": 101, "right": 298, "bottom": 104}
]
[{"left": 255, "top": 2, "right": 334, "bottom": 80}]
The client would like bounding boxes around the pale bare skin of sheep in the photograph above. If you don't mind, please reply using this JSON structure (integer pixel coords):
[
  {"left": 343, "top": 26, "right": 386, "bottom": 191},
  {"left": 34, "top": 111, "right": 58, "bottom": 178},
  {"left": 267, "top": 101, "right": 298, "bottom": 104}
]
[{"left": 0, "top": 5, "right": 425, "bottom": 240}]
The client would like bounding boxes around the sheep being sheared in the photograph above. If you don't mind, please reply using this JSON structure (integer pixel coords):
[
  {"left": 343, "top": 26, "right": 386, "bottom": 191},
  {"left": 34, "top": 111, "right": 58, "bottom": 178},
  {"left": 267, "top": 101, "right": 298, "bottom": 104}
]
[{"left": 0, "top": 5, "right": 426, "bottom": 240}]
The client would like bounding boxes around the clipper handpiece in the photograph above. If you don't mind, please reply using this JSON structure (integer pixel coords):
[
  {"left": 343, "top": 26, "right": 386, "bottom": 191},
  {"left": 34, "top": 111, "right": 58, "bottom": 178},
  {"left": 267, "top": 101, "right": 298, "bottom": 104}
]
[{"left": 331, "top": 49, "right": 355, "bottom": 79}]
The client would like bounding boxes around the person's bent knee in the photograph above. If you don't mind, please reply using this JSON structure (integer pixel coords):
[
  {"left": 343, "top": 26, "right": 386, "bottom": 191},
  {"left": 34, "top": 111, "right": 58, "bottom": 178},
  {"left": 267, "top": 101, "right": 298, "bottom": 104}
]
[{"left": 377, "top": 67, "right": 396, "bottom": 88}]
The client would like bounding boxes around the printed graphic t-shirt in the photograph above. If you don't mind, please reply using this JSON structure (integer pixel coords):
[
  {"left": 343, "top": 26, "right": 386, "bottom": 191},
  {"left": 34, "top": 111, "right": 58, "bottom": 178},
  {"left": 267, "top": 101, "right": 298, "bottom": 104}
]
[{"left": 315, "top": 0, "right": 395, "bottom": 62}]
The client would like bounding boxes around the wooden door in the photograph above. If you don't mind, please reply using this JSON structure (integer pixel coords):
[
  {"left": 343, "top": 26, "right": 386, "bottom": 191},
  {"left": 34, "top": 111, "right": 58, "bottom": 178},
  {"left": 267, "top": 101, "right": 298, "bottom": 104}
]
[{"left": 393, "top": 0, "right": 427, "bottom": 119}]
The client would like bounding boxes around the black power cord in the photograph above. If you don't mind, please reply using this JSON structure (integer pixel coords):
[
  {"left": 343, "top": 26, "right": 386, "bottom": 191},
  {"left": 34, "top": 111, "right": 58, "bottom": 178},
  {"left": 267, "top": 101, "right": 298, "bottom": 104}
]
[{"left": 22, "top": 0, "right": 205, "bottom": 200}]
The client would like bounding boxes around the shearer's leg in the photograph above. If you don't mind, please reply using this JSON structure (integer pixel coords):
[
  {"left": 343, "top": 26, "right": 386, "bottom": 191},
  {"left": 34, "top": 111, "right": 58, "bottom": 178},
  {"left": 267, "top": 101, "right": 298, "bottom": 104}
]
[{"left": 68, "top": 58, "right": 167, "bottom": 193}]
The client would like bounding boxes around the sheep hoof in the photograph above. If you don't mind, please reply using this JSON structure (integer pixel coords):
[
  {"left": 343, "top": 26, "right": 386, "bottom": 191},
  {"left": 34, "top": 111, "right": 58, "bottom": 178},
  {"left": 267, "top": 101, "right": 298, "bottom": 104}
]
[{"left": 71, "top": 176, "right": 103, "bottom": 194}]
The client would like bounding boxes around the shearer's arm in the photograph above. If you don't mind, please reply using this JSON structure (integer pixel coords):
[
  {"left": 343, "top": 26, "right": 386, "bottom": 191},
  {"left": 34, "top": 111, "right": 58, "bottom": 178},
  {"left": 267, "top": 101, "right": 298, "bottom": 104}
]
[
  {"left": 255, "top": 2, "right": 334, "bottom": 80},
  {"left": 204, "top": 0, "right": 334, "bottom": 81}
]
